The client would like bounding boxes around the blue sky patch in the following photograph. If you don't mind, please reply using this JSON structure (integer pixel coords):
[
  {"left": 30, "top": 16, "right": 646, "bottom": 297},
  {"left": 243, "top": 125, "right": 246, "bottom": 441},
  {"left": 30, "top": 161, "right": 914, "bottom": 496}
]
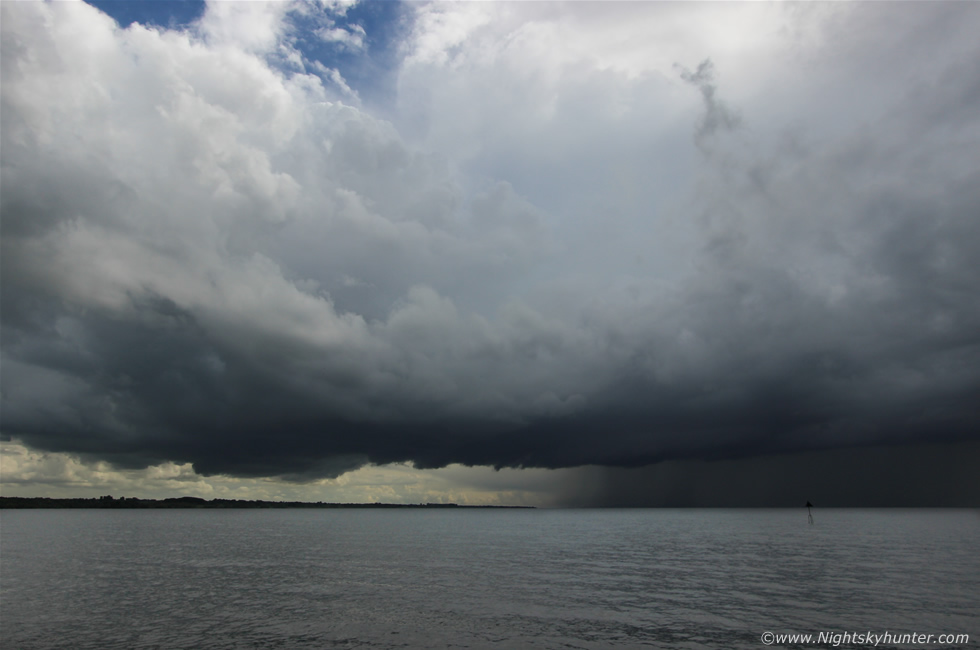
[
  {"left": 86, "top": 0, "right": 205, "bottom": 30},
  {"left": 84, "top": 0, "right": 411, "bottom": 107}
]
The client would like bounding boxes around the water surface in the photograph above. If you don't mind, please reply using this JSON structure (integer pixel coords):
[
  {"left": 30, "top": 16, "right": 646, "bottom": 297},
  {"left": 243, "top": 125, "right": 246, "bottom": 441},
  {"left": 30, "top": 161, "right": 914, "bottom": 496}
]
[{"left": 1, "top": 509, "right": 977, "bottom": 649}]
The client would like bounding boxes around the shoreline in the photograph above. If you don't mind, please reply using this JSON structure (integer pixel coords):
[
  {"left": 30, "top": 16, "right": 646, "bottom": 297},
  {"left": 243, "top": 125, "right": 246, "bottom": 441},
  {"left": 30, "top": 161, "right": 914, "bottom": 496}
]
[{"left": 0, "top": 496, "right": 534, "bottom": 509}]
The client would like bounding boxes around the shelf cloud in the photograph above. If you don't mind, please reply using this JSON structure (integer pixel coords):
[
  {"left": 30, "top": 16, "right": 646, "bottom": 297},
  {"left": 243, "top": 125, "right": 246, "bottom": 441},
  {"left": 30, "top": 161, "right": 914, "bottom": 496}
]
[{"left": 2, "top": 1, "right": 978, "bottom": 499}]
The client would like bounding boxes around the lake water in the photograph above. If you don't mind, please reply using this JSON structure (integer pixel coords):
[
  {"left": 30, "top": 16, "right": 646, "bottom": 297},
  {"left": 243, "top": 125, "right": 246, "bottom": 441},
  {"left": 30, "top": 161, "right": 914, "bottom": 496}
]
[{"left": 1, "top": 509, "right": 977, "bottom": 649}]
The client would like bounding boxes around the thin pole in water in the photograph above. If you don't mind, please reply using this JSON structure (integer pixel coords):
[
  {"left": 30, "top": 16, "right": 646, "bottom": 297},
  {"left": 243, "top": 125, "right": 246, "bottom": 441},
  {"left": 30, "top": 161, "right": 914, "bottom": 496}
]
[{"left": 806, "top": 500, "right": 814, "bottom": 525}]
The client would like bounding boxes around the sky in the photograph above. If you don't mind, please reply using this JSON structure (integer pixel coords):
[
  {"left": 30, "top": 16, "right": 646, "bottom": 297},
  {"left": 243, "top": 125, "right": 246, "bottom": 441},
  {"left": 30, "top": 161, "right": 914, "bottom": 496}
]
[{"left": 2, "top": 0, "right": 979, "bottom": 506}]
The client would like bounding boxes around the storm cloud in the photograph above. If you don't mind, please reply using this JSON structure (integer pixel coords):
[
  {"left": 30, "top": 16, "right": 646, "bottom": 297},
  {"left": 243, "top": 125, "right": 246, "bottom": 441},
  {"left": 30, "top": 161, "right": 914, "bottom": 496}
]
[{"left": 2, "top": 1, "right": 979, "bottom": 495}]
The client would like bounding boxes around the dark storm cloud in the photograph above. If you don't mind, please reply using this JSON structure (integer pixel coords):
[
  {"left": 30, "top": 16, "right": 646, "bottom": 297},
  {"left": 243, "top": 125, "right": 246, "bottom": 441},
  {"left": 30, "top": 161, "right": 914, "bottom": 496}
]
[{"left": 2, "top": 1, "right": 979, "bottom": 493}]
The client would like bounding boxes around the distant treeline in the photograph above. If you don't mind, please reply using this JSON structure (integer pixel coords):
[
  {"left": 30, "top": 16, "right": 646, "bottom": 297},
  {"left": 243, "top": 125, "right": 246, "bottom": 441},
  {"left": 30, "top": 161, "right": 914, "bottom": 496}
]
[{"left": 0, "top": 496, "right": 533, "bottom": 509}]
